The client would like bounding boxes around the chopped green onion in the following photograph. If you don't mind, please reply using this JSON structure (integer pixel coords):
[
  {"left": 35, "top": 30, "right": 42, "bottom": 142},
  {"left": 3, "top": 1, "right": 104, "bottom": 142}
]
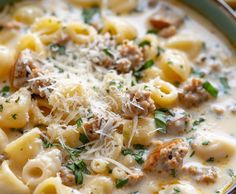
[
  {"left": 103, "top": 48, "right": 114, "bottom": 58},
  {"left": 202, "top": 81, "right": 218, "bottom": 97},
  {"left": 79, "top": 134, "right": 89, "bottom": 144},
  {"left": 82, "top": 7, "right": 99, "bottom": 24},
  {"left": 76, "top": 118, "right": 83, "bottom": 128},
  {"left": 116, "top": 178, "right": 129, "bottom": 188},
  {"left": 138, "top": 40, "right": 151, "bottom": 47}
]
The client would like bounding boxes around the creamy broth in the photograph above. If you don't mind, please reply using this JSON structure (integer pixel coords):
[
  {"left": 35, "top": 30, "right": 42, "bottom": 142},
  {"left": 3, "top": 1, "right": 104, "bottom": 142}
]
[{"left": 0, "top": 0, "right": 235, "bottom": 194}]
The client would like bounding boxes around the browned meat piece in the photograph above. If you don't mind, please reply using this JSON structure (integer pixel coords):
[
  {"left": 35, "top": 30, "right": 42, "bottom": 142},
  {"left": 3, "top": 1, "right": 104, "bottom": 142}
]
[
  {"left": 143, "top": 139, "right": 188, "bottom": 172},
  {"left": 183, "top": 165, "right": 218, "bottom": 184},
  {"left": 150, "top": 3, "right": 184, "bottom": 29},
  {"left": 158, "top": 25, "right": 177, "bottom": 38},
  {"left": 116, "top": 41, "right": 144, "bottom": 73},
  {"left": 149, "top": 3, "right": 184, "bottom": 38},
  {"left": 178, "top": 78, "right": 210, "bottom": 108},
  {"left": 167, "top": 108, "right": 190, "bottom": 134},
  {"left": 59, "top": 166, "right": 75, "bottom": 186},
  {"left": 10, "top": 49, "right": 50, "bottom": 97},
  {"left": 122, "top": 88, "right": 156, "bottom": 119},
  {"left": 83, "top": 117, "right": 101, "bottom": 140}
]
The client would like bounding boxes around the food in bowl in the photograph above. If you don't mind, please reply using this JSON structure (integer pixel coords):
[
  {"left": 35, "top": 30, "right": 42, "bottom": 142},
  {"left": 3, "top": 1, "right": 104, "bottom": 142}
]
[{"left": 0, "top": 0, "right": 235, "bottom": 194}]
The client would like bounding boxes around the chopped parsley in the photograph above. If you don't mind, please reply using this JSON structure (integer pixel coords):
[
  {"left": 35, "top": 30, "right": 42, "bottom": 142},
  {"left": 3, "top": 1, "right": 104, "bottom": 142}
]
[
  {"left": 147, "top": 29, "right": 159, "bottom": 34},
  {"left": 133, "top": 60, "right": 154, "bottom": 80},
  {"left": 138, "top": 40, "right": 151, "bottom": 47},
  {"left": 15, "top": 96, "right": 20, "bottom": 103},
  {"left": 156, "top": 46, "right": 165, "bottom": 57},
  {"left": 154, "top": 110, "right": 168, "bottom": 134},
  {"left": 76, "top": 118, "right": 83, "bottom": 128},
  {"left": 173, "top": 187, "right": 181, "bottom": 193},
  {"left": 227, "top": 169, "right": 236, "bottom": 179},
  {"left": 11, "top": 113, "right": 17, "bottom": 120},
  {"left": 0, "top": 104, "right": 3, "bottom": 112},
  {"left": 206, "top": 157, "right": 215, "bottom": 163},
  {"left": 121, "top": 145, "right": 146, "bottom": 164},
  {"left": 202, "top": 141, "right": 210, "bottom": 146},
  {"left": 219, "top": 77, "right": 230, "bottom": 93},
  {"left": 116, "top": 178, "right": 129, "bottom": 188},
  {"left": 103, "top": 48, "right": 114, "bottom": 58},
  {"left": 192, "top": 68, "right": 205, "bottom": 78},
  {"left": 202, "top": 81, "right": 218, "bottom": 97},
  {"left": 66, "top": 160, "right": 90, "bottom": 185},
  {"left": 82, "top": 7, "right": 99, "bottom": 24},
  {"left": 79, "top": 134, "right": 89, "bottom": 144},
  {"left": 190, "top": 151, "right": 195, "bottom": 157},
  {"left": 42, "top": 137, "right": 55, "bottom": 149},
  {"left": 0, "top": 86, "right": 10, "bottom": 97},
  {"left": 189, "top": 117, "right": 205, "bottom": 133},
  {"left": 50, "top": 44, "right": 66, "bottom": 55}
]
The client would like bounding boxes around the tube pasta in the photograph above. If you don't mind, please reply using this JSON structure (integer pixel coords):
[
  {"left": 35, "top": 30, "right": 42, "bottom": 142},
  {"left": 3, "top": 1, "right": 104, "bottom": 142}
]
[
  {"left": 83, "top": 176, "right": 113, "bottom": 194},
  {"left": 33, "top": 177, "right": 82, "bottom": 194},
  {"left": 0, "top": 160, "right": 30, "bottom": 194},
  {"left": 159, "top": 49, "right": 191, "bottom": 83},
  {"left": 65, "top": 22, "right": 97, "bottom": 44},
  {"left": 150, "top": 78, "right": 178, "bottom": 107},
  {"left": 22, "top": 149, "right": 61, "bottom": 188},
  {"left": 69, "top": 0, "right": 101, "bottom": 7},
  {"left": 102, "top": 17, "right": 137, "bottom": 43},
  {"left": 141, "top": 66, "right": 163, "bottom": 82},
  {"left": 0, "top": 46, "right": 16, "bottom": 80},
  {"left": 112, "top": 167, "right": 128, "bottom": 179},
  {"left": 165, "top": 34, "right": 203, "bottom": 59},
  {"left": 0, "top": 128, "right": 8, "bottom": 153},
  {"left": 123, "top": 118, "right": 155, "bottom": 146},
  {"left": 139, "top": 34, "right": 159, "bottom": 60},
  {"left": 31, "top": 17, "right": 63, "bottom": 44},
  {"left": 17, "top": 33, "right": 45, "bottom": 55},
  {"left": 13, "top": 5, "right": 43, "bottom": 25},
  {"left": 91, "top": 159, "right": 109, "bottom": 174},
  {"left": 0, "top": 88, "right": 31, "bottom": 129},
  {"left": 107, "top": 0, "right": 138, "bottom": 14},
  {"left": 5, "top": 128, "right": 43, "bottom": 167}
]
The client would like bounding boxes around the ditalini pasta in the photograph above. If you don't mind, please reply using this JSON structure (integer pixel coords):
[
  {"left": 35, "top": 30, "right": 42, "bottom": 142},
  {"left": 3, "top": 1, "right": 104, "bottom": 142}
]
[{"left": 0, "top": 0, "right": 235, "bottom": 194}]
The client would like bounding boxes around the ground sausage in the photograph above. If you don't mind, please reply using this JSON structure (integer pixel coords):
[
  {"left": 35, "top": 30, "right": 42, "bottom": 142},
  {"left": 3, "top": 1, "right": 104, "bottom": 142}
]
[
  {"left": 143, "top": 139, "right": 188, "bottom": 172},
  {"left": 59, "top": 166, "right": 76, "bottom": 186},
  {"left": 178, "top": 78, "right": 210, "bottom": 108},
  {"left": 11, "top": 49, "right": 50, "bottom": 97},
  {"left": 122, "top": 88, "right": 156, "bottom": 119}
]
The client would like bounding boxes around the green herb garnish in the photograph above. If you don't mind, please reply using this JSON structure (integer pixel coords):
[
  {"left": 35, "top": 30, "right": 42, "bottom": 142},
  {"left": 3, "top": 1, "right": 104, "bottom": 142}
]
[
  {"left": 103, "top": 48, "right": 114, "bottom": 58},
  {"left": 76, "top": 118, "right": 83, "bottom": 128},
  {"left": 11, "top": 113, "right": 17, "bottom": 120},
  {"left": 0, "top": 104, "right": 3, "bottom": 112},
  {"left": 227, "top": 169, "right": 236, "bottom": 179},
  {"left": 156, "top": 46, "right": 165, "bottom": 57},
  {"left": 116, "top": 178, "right": 129, "bottom": 188},
  {"left": 202, "top": 81, "right": 218, "bottom": 97},
  {"left": 138, "top": 40, "right": 151, "bottom": 47},
  {"left": 82, "top": 7, "right": 99, "bottom": 24},
  {"left": 79, "top": 134, "right": 89, "bottom": 144},
  {"left": 50, "top": 44, "right": 66, "bottom": 55},
  {"left": 1, "top": 86, "right": 10, "bottom": 97},
  {"left": 154, "top": 110, "right": 167, "bottom": 134},
  {"left": 202, "top": 141, "right": 210, "bottom": 146}
]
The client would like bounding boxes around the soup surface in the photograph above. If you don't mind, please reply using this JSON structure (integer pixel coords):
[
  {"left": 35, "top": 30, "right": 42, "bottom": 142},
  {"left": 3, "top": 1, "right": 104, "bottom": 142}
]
[{"left": 0, "top": 0, "right": 236, "bottom": 194}]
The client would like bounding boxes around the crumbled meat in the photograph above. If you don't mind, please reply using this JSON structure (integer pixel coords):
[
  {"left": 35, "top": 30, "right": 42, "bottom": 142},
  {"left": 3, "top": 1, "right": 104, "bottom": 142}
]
[
  {"left": 167, "top": 108, "right": 190, "bottom": 134},
  {"left": 183, "top": 164, "right": 218, "bottom": 184},
  {"left": 116, "top": 41, "right": 144, "bottom": 73},
  {"left": 84, "top": 117, "right": 120, "bottom": 140},
  {"left": 149, "top": 3, "right": 184, "bottom": 38},
  {"left": 83, "top": 117, "right": 102, "bottom": 140},
  {"left": 158, "top": 25, "right": 177, "bottom": 38},
  {"left": 128, "top": 172, "right": 144, "bottom": 185},
  {"left": 143, "top": 139, "right": 188, "bottom": 172},
  {"left": 59, "top": 166, "right": 75, "bottom": 186},
  {"left": 122, "top": 88, "right": 156, "bottom": 119},
  {"left": 178, "top": 78, "right": 210, "bottom": 108},
  {"left": 11, "top": 49, "right": 50, "bottom": 97}
]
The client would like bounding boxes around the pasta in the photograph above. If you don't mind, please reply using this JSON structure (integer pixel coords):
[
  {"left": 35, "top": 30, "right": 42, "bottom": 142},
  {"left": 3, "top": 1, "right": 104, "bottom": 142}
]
[
  {"left": 0, "top": 0, "right": 235, "bottom": 193},
  {"left": 0, "top": 160, "right": 30, "bottom": 194},
  {"left": 0, "top": 46, "right": 15, "bottom": 80},
  {"left": 22, "top": 149, "right": 61, "bottom": 188},
  {"left": 65, "top": 22, "right": 97, "bottom": 44},
  {"left": 102, "top": 17, "right": 137, "bottom": 43},
  {"left": 159, "top": 49, "right": 191, "bottom": 83}
]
